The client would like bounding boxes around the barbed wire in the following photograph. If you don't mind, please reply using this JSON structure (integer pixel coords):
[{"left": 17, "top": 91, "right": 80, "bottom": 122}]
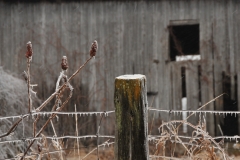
[
  {"left": 149, "top": 108, "right": 240, "bottom": 116},
  {"left": 2, "top": 106, "right": 240, "bottom": 158},
  {"left": 3, "top": 134, "right": 239, "bottom": 146},
  {"left": 148, "top": 135, "right": 240, "bottom": 141},
  {"left": 0, "top": 111, "right": 115, "bottom": 121},
  {"left": 3, "top": 108, "right": 240, "bottom": 122},
  {"left": 0, "top": 135, "right": 115, "bottom": 145}
]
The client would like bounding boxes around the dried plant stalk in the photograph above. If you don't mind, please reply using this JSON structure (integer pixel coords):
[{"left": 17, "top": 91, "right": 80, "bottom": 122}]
[
  {"left": 154, "top": 94, "right": 230, "bottom": 160},
  {"left": 0, "top": 41, "right": 97, "bottom": 159},
  {"left": 21, "top": 48, "right": 95, "bottom": 159},
  {"left": 75, "top": 104, "right": 80, "bottom": 160},
  {"left": 26, "top": 41, "right": 33, "bottom": 113},
  {"left": 33, "top": 114, "right": 40, "bottom": 137},
  {"left": 21, "top": 90, "right": 73, "bottom": 160},
  {"left": 50, "top": 120, "right": 64, "bottom": 160},
  {"left": 81, "top": 139, "right": 112, "bottom": 160}
]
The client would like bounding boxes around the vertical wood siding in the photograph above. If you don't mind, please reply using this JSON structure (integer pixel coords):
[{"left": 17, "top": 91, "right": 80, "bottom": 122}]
[{"left": 0, "top": 0, "right": 239, "bottom": 136}]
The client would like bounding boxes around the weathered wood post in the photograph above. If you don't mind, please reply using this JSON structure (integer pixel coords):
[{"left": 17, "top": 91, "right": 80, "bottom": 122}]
[{"left": 114, "top": 75, "right": 149, "bottom": 160}]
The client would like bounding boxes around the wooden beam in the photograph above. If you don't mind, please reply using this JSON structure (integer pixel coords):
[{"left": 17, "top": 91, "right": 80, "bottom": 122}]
[{"left": 114, "top": 74, "right": 149, "bottom": 160}]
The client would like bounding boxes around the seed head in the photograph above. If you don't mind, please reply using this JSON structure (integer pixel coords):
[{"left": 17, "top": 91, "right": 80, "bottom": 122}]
[
  {"left": 61, "top": 56, "right": 68, "bottom": 70},
  {"left": 26, "top": 41, "right": 33, "bottom": 58},
  {"left": 89, "top": 40, "right": 98, "bottom": 57}
]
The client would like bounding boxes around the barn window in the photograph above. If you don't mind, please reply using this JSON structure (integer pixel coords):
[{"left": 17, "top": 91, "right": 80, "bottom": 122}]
[
  {"left": 222, "top": 73, "right": 238, "bottom": 136},
  {"left": 168, "top": 21, "right": 200, "bottom": 61}
]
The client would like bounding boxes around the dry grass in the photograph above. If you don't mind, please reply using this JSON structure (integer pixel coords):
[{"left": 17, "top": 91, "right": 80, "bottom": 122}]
[
  {"left": 150, "top": 95, "right": 233, "bottom": 160},
  {"left": 67, "top": 145, "right": 114, "bottom": 160},
  {"left": 151, "top": 118, "right": 231, "bottom": 160}
]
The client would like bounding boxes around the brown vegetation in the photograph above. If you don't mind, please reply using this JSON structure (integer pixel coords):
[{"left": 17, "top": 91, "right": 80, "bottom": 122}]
[{"left": 0, "top": 40, "right": 98, "bottom": 159}]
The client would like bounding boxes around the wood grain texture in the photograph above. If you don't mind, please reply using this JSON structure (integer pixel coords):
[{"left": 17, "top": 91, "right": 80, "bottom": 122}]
[
  {"left": 114, "top": 75, "right": 148, "bottom": 160},
  {"left": 0, "top": 0, "right": 239, "bottom": 135}
]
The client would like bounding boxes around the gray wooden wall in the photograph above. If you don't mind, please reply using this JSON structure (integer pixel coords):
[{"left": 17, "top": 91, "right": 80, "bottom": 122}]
[{"left": 0, "top": 0, "right": 239, "bottom": 136}]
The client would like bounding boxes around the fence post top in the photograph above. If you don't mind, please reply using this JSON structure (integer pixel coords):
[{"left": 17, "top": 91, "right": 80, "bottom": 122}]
[{"left": 116, "top": 74, "right": 146, "bottom": 80}]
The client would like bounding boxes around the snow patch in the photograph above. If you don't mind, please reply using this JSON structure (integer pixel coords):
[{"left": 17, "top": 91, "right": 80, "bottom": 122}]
[
  {"left": 116, "top": 74, "right": 146, "bottom": 80},
  {"left": 176, "top": 55, "right": 201, "bottom": 61}
]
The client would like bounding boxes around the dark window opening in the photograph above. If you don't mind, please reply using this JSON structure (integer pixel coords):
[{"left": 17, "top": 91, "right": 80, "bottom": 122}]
[
  {"left": 198, "top": 65, "right": 201, "bottom": 103},
  {"left": 181, "top": 67, "right": 186, "bottom": 98},
  {"left": 169, "top": 24, "right": 199, "bottom": 61},
  {"left": 222, "top": 73, "right": 238, "bottom": 136}
]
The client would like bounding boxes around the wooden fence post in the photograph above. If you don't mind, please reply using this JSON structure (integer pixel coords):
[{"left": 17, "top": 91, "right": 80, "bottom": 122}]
[{"left": 114, "top": 75, "right": 149, "bottom": 160}]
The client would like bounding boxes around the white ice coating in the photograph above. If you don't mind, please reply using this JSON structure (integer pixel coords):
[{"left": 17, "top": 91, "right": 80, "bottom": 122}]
[
  {"left": 0, "top": 111, "right": 115, "bottom": 121},
  {"left": 3, "top": 107, "right": 240, "bottom": 138},
  {"left": 148, "top": 108, "right": 240, "bottom": 117},
  {"left": 0, "top": 135, "right": 115, "bottom": 145},
  {"left": 116, "top": 74, "right": 146, "bottom": 80},
  {"left": 148, "top": 135, "right": 240, "bottom": 146}
]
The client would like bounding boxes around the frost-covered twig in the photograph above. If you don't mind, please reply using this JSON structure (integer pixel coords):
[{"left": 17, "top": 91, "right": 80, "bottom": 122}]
[
  {"left": 97, "top": 111, "right": 105, "bottom": 160},
  {"left": 35, "top": 56, "right": 92, "bottom": 112},
  {"left": 0, "top": 115, "right": 28, "bottom": 138},
  {"left": 75, "top": 104, "right": 80, "bottom": 160},
  {"left": 50, "top": 120, "right": 64, "bottom": 160},
  {"left": 157, "top": 120, "right": 230, "bottom": 159},
  {"left": 33, "top": 114, "right": 40, "bottom": 137},
  {"left": 149, "top": 94, "right": 227, "bottom": 116},
  {"left": 154, "top": 94, "right": 230, "bottom": 159},
  {"left": 166, "top": 122, "right": 192, "bottom": 157},
  {"left": 68, "top": 57, "right": 93, "bottom": 82},
  {"left": 81, "top": 140, "right": 114, "bottom": 160},
  {"left": 183, "top": 93, "right": 225, "bottom": 122},
  {"left": 26, "top": 41, "right": 33, "bottom": 113},
  {"left": 27, "top": 58, "right": 32, "bottom": 113},
  {"left": 52, "top": 70, "right": 64, "bottom": 111},
  {"left": 1, "top": 41, "right": 97, "bottom": 159},
  {"left": 20, "top": 89, "right": 73, "bottom": 159},
  {"left": 0, "top": 52, "right": 93, "bottom": 140},
  {"left": 49, "top": 63, "right": 70, "bottom": 160}
]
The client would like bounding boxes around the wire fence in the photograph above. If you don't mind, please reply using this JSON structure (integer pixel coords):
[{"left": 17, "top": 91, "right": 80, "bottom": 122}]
[
  {"left": 0, "top": 111, "right": 115, "bottom": 122},
  {"left": 149, "top": 106, "right": 240, "bottom": 160},
  {"left": 0, "top": 110, "right": 116, "bottom": 160},
  {"left": 1, "top": 107, "right": 240, "bottom": 159},
  {"left": 149, "top": 108, "right": 240, "bottom": 117}
]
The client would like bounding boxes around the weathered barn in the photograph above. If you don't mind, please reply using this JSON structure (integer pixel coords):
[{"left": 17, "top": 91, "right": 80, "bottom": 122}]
[{"left": 0, "top": 0, "right": 239, "bottom": 136}]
